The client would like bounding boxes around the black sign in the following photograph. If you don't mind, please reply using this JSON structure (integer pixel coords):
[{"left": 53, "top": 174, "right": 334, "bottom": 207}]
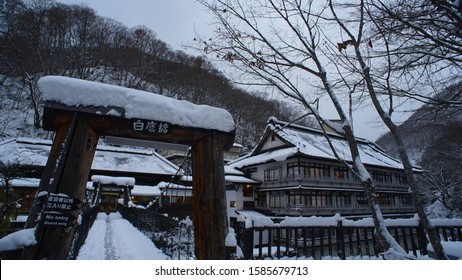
[
  {"left": 132, "top": 119, "right": 171, "bottom": 134},
  {"left": 44, "top": 194, "right": 81, "bottom": 211},
  {"left": 42, "top": 212, "right": 76, "bottom": 227}
]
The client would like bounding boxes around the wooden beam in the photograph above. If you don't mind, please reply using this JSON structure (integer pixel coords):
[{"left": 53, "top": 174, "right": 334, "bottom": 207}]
[
  {"left": 22, "top": 116, "right": 99, "bottom": 259},
  {"left": 192, "top": 133, "right": 229, "bottom": 260}
]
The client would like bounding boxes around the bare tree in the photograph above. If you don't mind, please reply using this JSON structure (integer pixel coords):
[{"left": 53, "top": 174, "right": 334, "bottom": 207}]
[
  {"left": 418, "top": 122, "right": 462, "bottom": 218},
  {"left": 194, "top": 0, "right": 409, "bottom": 258},
  {"left": 315, "top": 0, "right": 462, "bottom": 259}
]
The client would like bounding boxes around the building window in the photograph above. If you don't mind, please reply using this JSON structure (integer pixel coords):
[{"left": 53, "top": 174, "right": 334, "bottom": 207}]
[
  {"left": 395, "top": 174, "right": 407, "bottom": 185},
  {"left": 372, "top": 171, "right": 392, "bottom": 184},
  {"left": 398, "top": 194, "right": 412, "bottom": 205},
  {"left": 287, "top": 162, "right": 331, "bottom": 179},
  {"left": 230, "top": 201, "right": 236, "bottom": 208},
  {"left": 355, "top": 194, "right": 368, "bottom": 205},
  {"left": 256, "top": 193, "right": 267, "bottom": 208},
  {"left": 314, "top": 191, "right": 332, "bottom": 207},
  {"left": 336, "top": 193, "right": 351, "bottom": 206},
  {"left": 269, "top": 195, "right": 285, "bottom": 208},
  {"left": 334, "top": 168, "right": 349, "bottom": 180},
  {"left": 287, "top": 162, "right": 301, "bottom": 178},
  {"left": 243, "top": 184, "right": 253, "bottom": 197},
  {"left": 303, "top": 163, "right": 331, "bottom": 179},
  {"left": 264, "top": 168, "right": 281, "bottom": 181},
  {"left": 288, "top": 194, "right": 305, "bottom": 207},
  {"left": 377, "top": 193, "right": 394, "bottom": 205},
  {"left": 303, "top": 191, "right": 332, "bottom": 207}
]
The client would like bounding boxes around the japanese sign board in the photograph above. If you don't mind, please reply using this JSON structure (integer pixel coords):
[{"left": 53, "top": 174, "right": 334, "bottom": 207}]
[
  {"left": 36, "top": 193, "right": 81, "bottom": 227},
  {"left": 39, "top": 194, "right": 82, "bottom": 211},
  {"left": 42, "top": 212, "right": 76, "bottom": 227},
  {"left": 132, "top": 119, "right": 171, "bottom": 134}
]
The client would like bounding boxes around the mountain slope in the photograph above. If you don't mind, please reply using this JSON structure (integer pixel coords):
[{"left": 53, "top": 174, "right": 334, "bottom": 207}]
[{"left": 376, "top": 83, "right": 462, "bottom": 218}]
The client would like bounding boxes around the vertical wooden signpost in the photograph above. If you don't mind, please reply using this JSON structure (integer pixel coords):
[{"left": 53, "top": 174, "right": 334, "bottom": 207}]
[
  {"left": 192, "top": 134, "right": 229, "bottom": 259},
  {"left": 22, "top": 77, "right": 235, "bottom": 260},
  {"left": 22, "top": 116, "right": 99, "bottom": 259}
]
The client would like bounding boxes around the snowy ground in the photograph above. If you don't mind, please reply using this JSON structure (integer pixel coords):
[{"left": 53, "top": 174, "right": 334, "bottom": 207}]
[{"left": 76, "top": 212, "right": 168, "bottom": 260}]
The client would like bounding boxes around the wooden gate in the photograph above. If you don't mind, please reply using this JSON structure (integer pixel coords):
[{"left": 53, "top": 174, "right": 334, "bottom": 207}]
[{"left": 21, "top": 76, "right": 235, "bottom": 260}]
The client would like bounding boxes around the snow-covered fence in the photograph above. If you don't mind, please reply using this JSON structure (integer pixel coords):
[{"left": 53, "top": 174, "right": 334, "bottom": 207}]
[
  {"left": 235, "top": 215, "right": 462, "bottom": 259},
  {"left": 117, "top": 204, "right": 195, "bottom": 259},
  {"left": 159, "top": 217, "right": 195, "bottom": 260},
  {"left": 117, "top": 205, "right": 178, "bottom": 233}
]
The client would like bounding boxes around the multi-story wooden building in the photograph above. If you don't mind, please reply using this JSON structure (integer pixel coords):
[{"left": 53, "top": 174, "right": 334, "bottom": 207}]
[{"left": 229, "top": 118, "right": 417, "bottom": 218}]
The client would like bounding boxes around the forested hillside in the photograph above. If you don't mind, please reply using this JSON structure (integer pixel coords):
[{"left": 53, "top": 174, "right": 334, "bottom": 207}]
[
  {"left": 0, "top": 0, "right": 307, "bottom": 150},
  {"left": 376, "top": 83, "right": 462, "bottom": 218}
]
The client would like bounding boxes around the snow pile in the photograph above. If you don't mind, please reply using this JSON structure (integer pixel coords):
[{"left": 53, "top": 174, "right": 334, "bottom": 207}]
[
  {"left": 38, "top": 76, "right": 235, "bottom": 133},
  {"left": 427, "top": 241, "right": 462, "bottom": 260},
  {"left": 0, "top": 228, "right": 36, "bottom": 252},
  {"left": 225, "top": 227, "right": 237, "bottom": 247}
]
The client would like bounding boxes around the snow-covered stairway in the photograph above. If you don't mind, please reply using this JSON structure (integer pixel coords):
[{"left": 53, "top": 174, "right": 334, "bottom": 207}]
[{"left": 76, "top": 212, "right": 168, "bottom": 260}]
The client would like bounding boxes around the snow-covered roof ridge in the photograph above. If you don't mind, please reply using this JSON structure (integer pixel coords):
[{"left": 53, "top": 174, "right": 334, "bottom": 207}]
[
  {"left": 0, "top": 137, "right": 181, "bottom": 176},
  {"left": 233, "top": 117, "right": 414, "bottom": 171},
  {"left": 38, "top": 76, "right": 235, "bottom": 133},
  {"left": 268, "top": 117, "right": 371, "bottom": 144}
]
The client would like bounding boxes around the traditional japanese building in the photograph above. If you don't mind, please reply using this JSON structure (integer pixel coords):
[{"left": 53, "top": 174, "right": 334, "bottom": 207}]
[
  {"left": 0, "top": 137, "right": 183, "bottom": 216},
  {"left": 228, "top": 117, "right": 417, "bottom": 218}
]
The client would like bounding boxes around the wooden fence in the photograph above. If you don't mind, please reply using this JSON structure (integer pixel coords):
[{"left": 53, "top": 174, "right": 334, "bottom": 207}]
[
  {"left": 235, "top": 219, "right": 462, "bottom": 259},
  {"left": 117, "top": 205, "right": 179, "bottom": 233}
]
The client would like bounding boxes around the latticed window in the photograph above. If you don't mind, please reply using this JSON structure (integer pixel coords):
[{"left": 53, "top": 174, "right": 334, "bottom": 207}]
[
  {"left": 264, "top": 168, "right": 281, "bottom": 181},
  {"left": 334, "top": 168, "right": 349, "bottom": 179},
  {"left": 287, "top": 162, "right": 301, "bottom": 178},
  {"left": 336, "top": 193, "right": 352, "bottom": 206},
  {"left": 302, "top": 163, "right": 331, "bottom": 178},
  {"left": 269, "top": 195, "right": 285, "bottom": 208},
  {"left": 372, "top": 171, "right": 392, "bottom": 184},
  {"left": 395, "top": 173, "right": 408, "bottom": 184}
]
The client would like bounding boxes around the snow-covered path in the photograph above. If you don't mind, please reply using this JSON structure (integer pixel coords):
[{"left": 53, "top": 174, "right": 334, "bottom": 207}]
[{"left": 76, "top": 212, "right": 168, "bottom": 260}]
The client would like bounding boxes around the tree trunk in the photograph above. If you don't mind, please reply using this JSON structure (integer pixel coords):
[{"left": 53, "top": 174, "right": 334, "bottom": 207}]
[
  {"left": 343, "top": 124, "right": 407, "bottom": 257},
  {"left": 354, "top": 38, "right": 448, "bottom": 259}
]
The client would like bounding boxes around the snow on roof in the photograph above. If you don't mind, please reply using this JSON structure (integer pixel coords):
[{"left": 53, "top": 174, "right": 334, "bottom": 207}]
[
  {"left": 131, "top": 185, "right": 162, "bottom": 196},
  {"left": 38, "top": 76, "right": 235, "bottom": 133},
  {"left": 225, "top": 175, "right": 259, "bottom": 184},
  {"left": 91, "top": 175, "right": 135, "bottom": 186},
  {"left": 0, "top": 137, "right": 180, "bottom": 176},
  {"left": 156, "top": 181, "right": 192, "bottom": 190},
  {"left": 224, "top": 165, "right": 260, "bottom": 184},
  {"left": 231, "top": 118, "right": 411, "bottom": 171},
  {"left": 229, "top": 147, "right": 297, "bottom": 169}
]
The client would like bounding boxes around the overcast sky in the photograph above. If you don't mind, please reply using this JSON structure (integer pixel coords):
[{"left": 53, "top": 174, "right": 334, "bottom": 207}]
[
  {"left": 57, "top": 0, "right": 213, "bottom": 51},
  {"left": 55, "top": 0, "right": 419, "bottom": 141}
]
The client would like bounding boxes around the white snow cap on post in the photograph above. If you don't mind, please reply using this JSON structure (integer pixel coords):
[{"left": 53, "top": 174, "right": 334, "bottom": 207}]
[
  {"left": 91, "top": 175, "right": 135, "bottom": 186},
  {"left": 38, "top": 76, "right": 235, "bottom": 133}
]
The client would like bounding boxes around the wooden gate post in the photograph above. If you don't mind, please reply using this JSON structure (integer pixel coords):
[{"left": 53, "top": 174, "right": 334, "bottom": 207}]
[
  {"left": 22, "top": 116, "right": 99, "bottom": 259},
  {"left": 192, "top": 133, "right": 229, "bottom": 260}
]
